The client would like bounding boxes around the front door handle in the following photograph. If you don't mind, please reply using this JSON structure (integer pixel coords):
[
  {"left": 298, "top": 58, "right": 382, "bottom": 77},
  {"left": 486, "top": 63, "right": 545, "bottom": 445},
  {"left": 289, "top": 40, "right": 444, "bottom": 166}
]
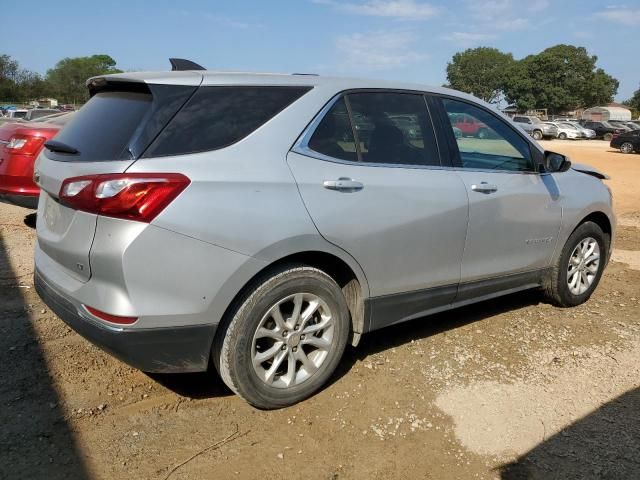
[
  {"left": 471, "top": 182, "right": 498, "bottom": 194},
  {"left": 323, "top": 177, "right": 364, "bottom": 192}
]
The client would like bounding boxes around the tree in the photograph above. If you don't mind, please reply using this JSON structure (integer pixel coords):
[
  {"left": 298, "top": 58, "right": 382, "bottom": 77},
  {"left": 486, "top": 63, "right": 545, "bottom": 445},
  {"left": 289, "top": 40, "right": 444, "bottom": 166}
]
[
  {"left": 0, "top": 54, "right": 20, "bottom": 100},
  {"left": 46, "top": 54, "right": 122, "bottom": 103},
  {"left": 446, "top": 47, "right": 515, "bottom": 103},
  {"left": 503, "top": 45, "right": 618, "bottom": 114},
  {"left": 0, "top": 54, "right": 51, "bottom": 101},
  {"left": 624, "top": 85, "right": 640, "bottom": 118}
]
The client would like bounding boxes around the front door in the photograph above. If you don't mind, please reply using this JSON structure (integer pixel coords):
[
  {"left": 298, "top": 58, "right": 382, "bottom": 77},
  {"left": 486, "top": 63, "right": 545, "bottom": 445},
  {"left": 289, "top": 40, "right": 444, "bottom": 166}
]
[{"left": 438, "top": 97, "right": 562, "bottom": 284}]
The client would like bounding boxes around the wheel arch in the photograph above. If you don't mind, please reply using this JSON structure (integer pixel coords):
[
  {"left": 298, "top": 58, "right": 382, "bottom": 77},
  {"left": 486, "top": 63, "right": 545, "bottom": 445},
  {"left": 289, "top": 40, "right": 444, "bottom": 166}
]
[{"left": 213, "top": 247, "right": 370, "bottom": 350}]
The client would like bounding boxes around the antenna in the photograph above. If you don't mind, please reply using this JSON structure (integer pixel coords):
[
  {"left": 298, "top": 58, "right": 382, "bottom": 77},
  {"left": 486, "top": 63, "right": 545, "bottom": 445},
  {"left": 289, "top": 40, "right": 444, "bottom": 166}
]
[{"left": 169, "top": 58, "right": 206, "bottom": 71}]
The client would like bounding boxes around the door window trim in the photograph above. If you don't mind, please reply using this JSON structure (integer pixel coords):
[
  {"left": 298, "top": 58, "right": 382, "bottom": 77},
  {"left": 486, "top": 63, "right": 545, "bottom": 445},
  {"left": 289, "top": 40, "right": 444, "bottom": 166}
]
[{"left": 291, "top": 88, "right": 445, "bottom": 170}]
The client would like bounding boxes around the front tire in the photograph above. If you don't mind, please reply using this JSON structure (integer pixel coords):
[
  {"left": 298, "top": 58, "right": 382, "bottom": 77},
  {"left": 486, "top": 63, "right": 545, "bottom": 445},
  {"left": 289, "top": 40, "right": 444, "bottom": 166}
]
[
  {"left": 544, "top": 221, "right": 609, "bottom": 307},
  {"left": 532, "top": 130, "right": 543, "bottom": 140},
  {"left": 213, "top": 265, "right": 350, "bottom": 409},
  {"left": 558, "top": 132, "right": 567, "bottom": 140},
  {"left": 476, "top": 128, "right": 489, "bottom": 139},
  {"left": 603, "top": 133, "right": 613, "bottom": 142},
  {"left": 620, "top": 142, "right": 634, "bottom": 154}
]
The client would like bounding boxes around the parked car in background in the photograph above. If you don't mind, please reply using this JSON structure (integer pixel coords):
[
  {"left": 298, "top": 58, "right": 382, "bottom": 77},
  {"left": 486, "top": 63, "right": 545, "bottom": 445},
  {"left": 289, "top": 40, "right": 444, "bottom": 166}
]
[
  {"left": 6, "top": 109, "right": 28, "bottom": 119},
  {"left": 624, "top": 121, "right": 640, "bottom": 131},
  {"left": 610, "top": 130, "right": 640, "bottom": 154},
  {"left": 512, "top": 115, "right": 558, "bottom": 140},
  {"left": 24, "top": 108, "right": 61, "bottom": 122},
  {"left": 0, "top": 113, "right": 72, "bottom": 208},
  {"left": 449, "top": 112, "right": 494, "bottom": 138},
  {"left": 607, "top": 120, "right": 633, "bottom": 133},
  {"left": 33, "top": 67, "right": 615, "bottom": 409},
  {"left": 0, "top": 109, "right": 28, "bottom": 125},
  {"left": 546, "top": 122, "right": 581, "bottom": 140},
  {"left": 564, "top": 121, "right": 596, "bottom": 139},
  {"left": 581, "top": 121, "right": 625, "bottom": 141}
]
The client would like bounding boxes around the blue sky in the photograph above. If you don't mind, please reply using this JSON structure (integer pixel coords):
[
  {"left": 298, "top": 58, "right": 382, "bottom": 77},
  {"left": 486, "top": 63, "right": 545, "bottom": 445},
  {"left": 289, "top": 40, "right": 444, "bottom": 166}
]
[{"left": 4, "top": 0, "right": 639, "bottom": 100}]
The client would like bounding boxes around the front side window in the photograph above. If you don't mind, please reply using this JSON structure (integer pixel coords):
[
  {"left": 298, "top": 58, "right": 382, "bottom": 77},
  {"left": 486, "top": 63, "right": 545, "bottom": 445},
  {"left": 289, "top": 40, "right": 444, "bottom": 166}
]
[
  {"left": 347, "top": 92, "right": 439, "bottom": 166},
  {"left": 442, "top": 98, "right": 534, "bottom": 172}
]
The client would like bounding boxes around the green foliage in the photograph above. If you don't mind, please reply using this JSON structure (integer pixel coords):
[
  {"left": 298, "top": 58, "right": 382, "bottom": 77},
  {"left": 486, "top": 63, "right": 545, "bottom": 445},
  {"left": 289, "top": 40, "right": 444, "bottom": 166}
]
[
  {"left": 0, "top": 53, "right": 122, "bottom": 104},
  {"left": 446, "top": 47, "right": 515, "bottom": 103},
  {"left": 0, "top": 54, "right": 51, "bottom": 102},
  {"left": 46, "top": 54, "right": 122, "bottom": 103},
  {"left": 501, "top": 45, "right": 618, "bottom": 113},
  {"left": 624, "top": 85, "right": 640, "bottom": 118},
  {"left": 445, "top": 44, "right": 619, "bottom": 113}
]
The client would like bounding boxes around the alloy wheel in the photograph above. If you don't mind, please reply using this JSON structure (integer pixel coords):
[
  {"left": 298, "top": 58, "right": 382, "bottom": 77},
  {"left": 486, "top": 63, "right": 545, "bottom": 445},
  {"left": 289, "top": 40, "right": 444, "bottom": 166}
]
[
  {"left": 251, "top": 293, "right": 334, "bottom": 388},
  {"left": 567, "top": 237, "right": 600, "bottom": 295}
]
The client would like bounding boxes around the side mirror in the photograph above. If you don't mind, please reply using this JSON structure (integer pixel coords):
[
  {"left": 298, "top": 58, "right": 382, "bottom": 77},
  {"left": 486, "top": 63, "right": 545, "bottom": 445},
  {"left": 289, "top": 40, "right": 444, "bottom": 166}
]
[{"left": 542, "top": 151, "right": 571, "bottom": 173}]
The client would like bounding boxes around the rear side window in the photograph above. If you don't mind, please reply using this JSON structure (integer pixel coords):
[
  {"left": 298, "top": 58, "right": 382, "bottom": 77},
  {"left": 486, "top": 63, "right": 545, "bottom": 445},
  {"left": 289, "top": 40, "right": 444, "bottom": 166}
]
[
  {"left": 144, "top": 86, "right": 311, "bottom": 157},
  {"left": 348, "top": 92, "right": 439, "bottom": 166},
  {"left": 308, "top": 97, "right": 357, "bottom": 162},
  {"left": 46, "top": 91, "right": 153, "bottom": 162}
]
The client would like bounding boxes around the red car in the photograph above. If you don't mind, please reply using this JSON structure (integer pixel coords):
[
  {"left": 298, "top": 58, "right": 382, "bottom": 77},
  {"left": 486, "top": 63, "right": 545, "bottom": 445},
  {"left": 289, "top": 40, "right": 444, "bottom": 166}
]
[
  {"left": 0, "top": 113, "right": 72, "bottom": 208},
  {"left": 449, "top": 112, "right": 494, "bottom": 139}
]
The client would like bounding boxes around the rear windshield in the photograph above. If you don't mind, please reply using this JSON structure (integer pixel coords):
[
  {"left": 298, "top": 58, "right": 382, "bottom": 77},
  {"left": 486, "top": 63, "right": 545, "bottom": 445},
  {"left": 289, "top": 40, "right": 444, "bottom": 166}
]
[
  {"left": 142, "top": 86, "right": 312, "bottom": 158},
  {"left": 46, "top": 91, "right": 153, "bottom": 162}
]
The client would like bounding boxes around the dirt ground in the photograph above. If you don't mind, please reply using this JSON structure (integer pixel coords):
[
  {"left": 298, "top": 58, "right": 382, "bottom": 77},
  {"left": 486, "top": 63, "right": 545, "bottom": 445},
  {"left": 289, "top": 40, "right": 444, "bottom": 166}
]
[{"left": 1, "top": 140, "right": 639, "bottom": 480}]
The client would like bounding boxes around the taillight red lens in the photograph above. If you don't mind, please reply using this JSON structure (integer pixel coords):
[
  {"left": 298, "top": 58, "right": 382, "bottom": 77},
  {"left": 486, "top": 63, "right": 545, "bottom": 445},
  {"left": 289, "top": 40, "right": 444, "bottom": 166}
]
[
  {"left": 59, "top": 173, "right": 190, "bottom": 222},
  {"left": 84, "top": 305, "right": 137, "bottom": 325},
  {"left": 4, "top": 134, "right": 46, "bottom": 155}
]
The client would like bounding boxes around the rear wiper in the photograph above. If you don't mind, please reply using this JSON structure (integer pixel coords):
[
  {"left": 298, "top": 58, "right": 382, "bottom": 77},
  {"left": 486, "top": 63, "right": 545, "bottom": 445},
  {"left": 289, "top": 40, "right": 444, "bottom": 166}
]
[{"left": 44, "top": 140, "right": 79, "bottom": 154}]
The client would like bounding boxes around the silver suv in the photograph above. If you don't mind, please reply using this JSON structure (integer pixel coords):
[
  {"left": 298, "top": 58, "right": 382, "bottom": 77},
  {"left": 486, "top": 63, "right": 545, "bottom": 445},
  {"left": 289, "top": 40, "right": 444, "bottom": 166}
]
[
  {"left": 512, "top": 115, "right": 559, "bottom": 140},
  {"left": 34, "top": 66, "right": 615, "bottom": 408}
]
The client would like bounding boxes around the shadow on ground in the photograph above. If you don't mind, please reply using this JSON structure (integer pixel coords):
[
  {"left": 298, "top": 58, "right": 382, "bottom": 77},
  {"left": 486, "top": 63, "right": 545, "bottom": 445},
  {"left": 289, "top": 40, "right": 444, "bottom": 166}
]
[
  {"left": 154, "top": 288, "right": 542, "bottom": 399},
  {"left": 500, "top": 387, "right": 640, "bottom": 480},
  {"left": 0, "top": 224, "right": 90, "bottom": 479}
]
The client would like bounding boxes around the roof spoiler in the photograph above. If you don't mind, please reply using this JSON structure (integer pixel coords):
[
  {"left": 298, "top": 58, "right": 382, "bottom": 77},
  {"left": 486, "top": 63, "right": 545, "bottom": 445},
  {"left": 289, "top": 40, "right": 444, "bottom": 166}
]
[{"left": 169, "top": 58, "right": 206, "bottom": 71}]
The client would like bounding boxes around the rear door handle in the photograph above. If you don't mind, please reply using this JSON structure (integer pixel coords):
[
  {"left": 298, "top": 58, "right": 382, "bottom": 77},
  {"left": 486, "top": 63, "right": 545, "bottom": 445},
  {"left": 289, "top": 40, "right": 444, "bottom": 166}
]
[
  {"left": 323, "top": 177, "right": 364, "bottom": 192},
  {"left": 471, "top": 182, "right": 498, "bottom": 194}
]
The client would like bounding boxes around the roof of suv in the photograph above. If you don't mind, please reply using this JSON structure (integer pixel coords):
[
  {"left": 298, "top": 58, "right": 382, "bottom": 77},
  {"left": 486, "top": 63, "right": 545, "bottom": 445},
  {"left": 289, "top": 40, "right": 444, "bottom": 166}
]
[{"left": 89, "top": 70, "right": 470, "bottom": 101}]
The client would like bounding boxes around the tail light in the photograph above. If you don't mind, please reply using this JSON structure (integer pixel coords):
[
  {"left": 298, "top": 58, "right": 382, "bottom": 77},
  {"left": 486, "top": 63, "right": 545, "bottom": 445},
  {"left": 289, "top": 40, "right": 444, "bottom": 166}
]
[
  {"left": 4, "top": 134, "right": 46, "bottom": 155},
  {"left": 59, "top": 173, "right": 190, "bottom": 223}
]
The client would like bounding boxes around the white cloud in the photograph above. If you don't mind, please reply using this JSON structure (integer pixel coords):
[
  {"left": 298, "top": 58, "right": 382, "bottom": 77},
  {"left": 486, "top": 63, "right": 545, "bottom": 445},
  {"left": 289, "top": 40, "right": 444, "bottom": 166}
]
[
  {"left": 594, "top": 8, "right": 640, "bottom": 25},
  {"left": 335, "top": 31, "right": 429, "bottom": 69},
  {"left": 442, "top": 31, "right": 498, "bottom": 47},
  {"left": 314, "top": 0, "right": 439, "bottom": 20},
  {"left": 465, "top": 0, "right": 533, "bottom": 31}
]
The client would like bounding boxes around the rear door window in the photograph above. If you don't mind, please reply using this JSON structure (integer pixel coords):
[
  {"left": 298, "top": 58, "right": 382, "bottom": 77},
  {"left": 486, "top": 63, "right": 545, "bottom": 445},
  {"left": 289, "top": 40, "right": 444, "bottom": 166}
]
[
  {"left": 143, "top": 86, "right": 311, "bottom": 157},
  {"left": 308, "top": 97, "right": 357, "bottom": 162},
  {"left": 347, "top": 92, "right": 440, "bottom": 166}
]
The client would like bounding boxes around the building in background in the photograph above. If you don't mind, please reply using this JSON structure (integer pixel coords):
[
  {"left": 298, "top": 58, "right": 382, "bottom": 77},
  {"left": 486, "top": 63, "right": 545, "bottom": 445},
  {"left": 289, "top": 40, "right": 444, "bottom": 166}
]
[{"left": 582, "top": 104, "right": 632, "bottom": 121}]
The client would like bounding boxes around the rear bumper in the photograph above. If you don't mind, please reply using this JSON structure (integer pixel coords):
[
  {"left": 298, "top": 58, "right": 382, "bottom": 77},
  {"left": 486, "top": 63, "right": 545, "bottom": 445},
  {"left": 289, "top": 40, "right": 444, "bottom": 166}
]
[
  {"left": 0, "top": 193, "right": 38, "bottom": 209},
  {"left": 35, "top": 268, "right": 216, "bottom": 373}
]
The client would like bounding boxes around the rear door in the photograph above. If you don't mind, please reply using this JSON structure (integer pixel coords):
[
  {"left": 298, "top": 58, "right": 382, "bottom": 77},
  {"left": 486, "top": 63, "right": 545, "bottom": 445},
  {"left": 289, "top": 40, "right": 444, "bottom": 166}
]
[
  {"left": 288, "top": 91, "right": 469, "bottom": 324},
  {"left": 35, "top": 78, "right": 200, "bottom": 282},
  {"left": 435, "top": 96, "right": 562, "bottom": 285}
]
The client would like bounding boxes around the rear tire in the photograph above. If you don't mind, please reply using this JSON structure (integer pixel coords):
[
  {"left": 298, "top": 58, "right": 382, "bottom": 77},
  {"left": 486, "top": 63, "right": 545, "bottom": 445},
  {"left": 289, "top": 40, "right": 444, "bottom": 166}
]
[
  {"left": 620, "top": 142, "right": 634, "bottom": 154},
  {"left": 604, "top": 133, "right": 613, "bottom": 142},
  {"left": 532, "top": 130, "right": 543, "bottom": 140},
  {"left": 543, "top": 221, "right": 608, "bottom": 307},
  {"left": 558, "top": 132, "right": 567, "bottom": 140},
  {"left": 213, "top": 265, "right": 350, "bottom": 409}
]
